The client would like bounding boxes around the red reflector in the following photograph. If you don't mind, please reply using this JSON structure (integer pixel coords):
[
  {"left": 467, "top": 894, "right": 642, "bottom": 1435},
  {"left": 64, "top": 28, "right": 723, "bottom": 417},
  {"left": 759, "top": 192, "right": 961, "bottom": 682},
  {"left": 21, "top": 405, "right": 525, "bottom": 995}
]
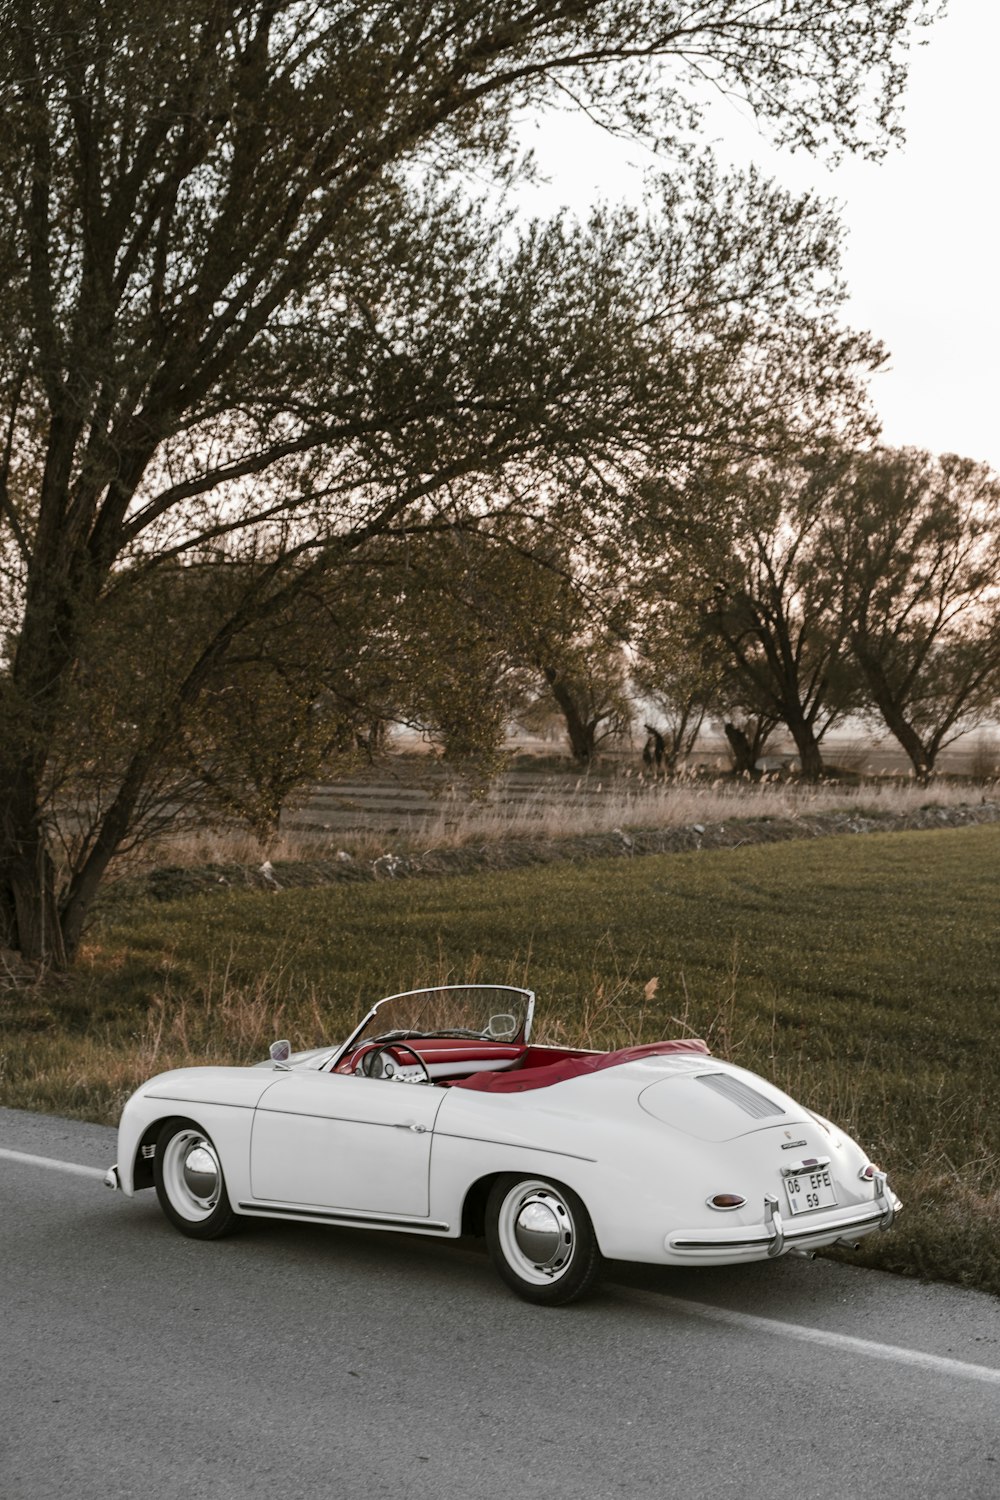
[{"left": 709, "top": 1193, "right": 746, "bottom": 1209}]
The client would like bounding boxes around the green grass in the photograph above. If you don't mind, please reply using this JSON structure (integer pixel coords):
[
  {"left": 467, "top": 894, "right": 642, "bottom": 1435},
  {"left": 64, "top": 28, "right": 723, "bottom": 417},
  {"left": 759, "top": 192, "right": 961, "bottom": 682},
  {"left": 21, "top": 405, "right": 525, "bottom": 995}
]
[{"left": 3, "top": 824, "right": 999, "bottom": 1294}]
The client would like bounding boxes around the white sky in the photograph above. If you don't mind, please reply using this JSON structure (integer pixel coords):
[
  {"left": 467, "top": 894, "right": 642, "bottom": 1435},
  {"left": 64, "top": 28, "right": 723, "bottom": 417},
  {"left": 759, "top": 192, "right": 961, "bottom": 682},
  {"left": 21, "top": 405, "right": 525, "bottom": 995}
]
[{"left": 516, "top": 0, "right": 999, "bottom": 471}]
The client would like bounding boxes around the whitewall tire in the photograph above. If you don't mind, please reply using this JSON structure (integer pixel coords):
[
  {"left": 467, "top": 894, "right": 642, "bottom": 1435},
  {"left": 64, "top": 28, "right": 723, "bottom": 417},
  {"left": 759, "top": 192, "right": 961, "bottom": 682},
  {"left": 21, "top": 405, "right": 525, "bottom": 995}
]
[
  {"left": 153, "top": 1121, "right": 239, "bottom": 1240},
  {"left": 485, "top": 1175, "right": 603, "bottom": 1305}
]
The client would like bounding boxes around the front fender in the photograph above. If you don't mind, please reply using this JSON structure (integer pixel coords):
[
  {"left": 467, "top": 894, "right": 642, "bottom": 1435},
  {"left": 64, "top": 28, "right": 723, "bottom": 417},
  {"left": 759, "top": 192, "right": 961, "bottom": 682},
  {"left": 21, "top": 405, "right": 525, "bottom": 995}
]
[{"left": 114, "top": 1066, "right": 277, "bottom": 1197}]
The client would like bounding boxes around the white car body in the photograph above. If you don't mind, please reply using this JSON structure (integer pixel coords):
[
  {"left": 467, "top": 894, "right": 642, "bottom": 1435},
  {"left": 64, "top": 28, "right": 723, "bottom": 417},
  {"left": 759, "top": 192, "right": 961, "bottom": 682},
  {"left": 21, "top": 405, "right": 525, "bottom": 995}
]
[{"left": 107, "top": 985, "right": 900, "bottom": 1301}]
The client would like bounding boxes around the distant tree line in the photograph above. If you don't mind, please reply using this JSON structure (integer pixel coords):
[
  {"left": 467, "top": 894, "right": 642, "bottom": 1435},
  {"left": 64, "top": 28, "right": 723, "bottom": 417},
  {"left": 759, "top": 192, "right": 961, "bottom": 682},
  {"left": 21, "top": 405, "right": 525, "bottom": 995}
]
[
  {"left": 81, "top": 439, "right": 998, "bottom": 822},
  {"left": 633, "top": 445, "right": 1000, "bottom": 782},
  {"left": 278, "top": 441, "right": 1000, "bottom": 784}
]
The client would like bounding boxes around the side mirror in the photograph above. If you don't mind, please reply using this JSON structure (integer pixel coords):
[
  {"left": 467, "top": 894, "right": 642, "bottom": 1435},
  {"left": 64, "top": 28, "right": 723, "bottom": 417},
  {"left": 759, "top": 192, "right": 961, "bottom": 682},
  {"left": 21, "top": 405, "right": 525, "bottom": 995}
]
[
  {"left": 269, "top": 1039, "right": 292, "bottom": 1069},
  {"left": 486, "top": 1013, "right": 517, "bottom": 1040}
]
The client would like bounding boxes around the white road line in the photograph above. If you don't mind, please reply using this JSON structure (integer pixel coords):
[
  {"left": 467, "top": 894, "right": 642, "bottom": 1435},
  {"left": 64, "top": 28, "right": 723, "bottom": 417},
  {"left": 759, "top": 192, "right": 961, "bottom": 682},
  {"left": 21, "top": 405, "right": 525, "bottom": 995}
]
[
  {"left": 0, "top": 1146, "right": 107, "bottom": 1181},
  {"left": 621, "top": 1287, "right": 1000, "bottom": 1388}
]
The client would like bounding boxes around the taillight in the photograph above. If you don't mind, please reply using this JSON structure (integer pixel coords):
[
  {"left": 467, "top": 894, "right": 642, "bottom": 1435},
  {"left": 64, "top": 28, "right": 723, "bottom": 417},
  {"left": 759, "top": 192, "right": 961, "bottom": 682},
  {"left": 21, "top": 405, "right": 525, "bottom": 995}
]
[
  {"left": 707, "top": 1193, "right": 747, "bottom": 1210},
  {"left": 858, "top": 1163, "right": 880, "bottom": 1181}
]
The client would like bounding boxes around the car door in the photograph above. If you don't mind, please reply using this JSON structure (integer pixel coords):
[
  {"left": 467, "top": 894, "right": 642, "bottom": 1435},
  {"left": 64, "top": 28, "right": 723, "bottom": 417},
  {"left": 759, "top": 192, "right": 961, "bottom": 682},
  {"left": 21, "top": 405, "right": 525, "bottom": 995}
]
[{"left": 249, "top": 1072, "right": 444, "bottom": 1217}]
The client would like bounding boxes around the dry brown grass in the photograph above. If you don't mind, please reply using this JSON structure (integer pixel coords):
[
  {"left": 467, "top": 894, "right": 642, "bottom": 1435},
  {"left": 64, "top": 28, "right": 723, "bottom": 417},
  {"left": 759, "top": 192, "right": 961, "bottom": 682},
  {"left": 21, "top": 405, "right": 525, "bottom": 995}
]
[{"left": 132, "top": 774, "right": 998, "bottom": 870}]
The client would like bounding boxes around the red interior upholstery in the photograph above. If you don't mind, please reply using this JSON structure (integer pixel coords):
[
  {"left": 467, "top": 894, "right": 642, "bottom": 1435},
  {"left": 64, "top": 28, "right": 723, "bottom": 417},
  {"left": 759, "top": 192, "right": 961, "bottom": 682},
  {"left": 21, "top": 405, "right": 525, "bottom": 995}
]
[
  {"left": 337, "top": 1035, "right": 710, "bottom": 1089},
  {"left": 454, "top": 1038, "right": 710, "bottom": 1093},
  {"left": 404, "top": 1038, "right": 525, "bottom": 1067},
  {"left": 337, "top": 1037, "right": 525, "bottom": 1077}
]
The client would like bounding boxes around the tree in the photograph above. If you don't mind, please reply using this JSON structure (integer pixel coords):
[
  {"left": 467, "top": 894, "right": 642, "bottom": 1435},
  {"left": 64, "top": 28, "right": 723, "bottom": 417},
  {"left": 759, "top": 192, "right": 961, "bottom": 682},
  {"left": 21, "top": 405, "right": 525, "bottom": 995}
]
[
  {"left": 364, "top": 534, "right": 536, "bottom": 776},
  {"left": 633, "top": 562, "right": 783, "bottom": 777},
  {"left": 389, "top": 526, "right": 634, "bottom": 767},
  {"left": 652, "top": 457, "right": 862, "bottom": 778},
  {"left": 532, "top": 638, "right": 633, "bottom": 766},
  {"left": 821, "top": 447, "right": 1000, "bottom": 779},
  {"left": 0, "top": 0, "right": 931, "bottom": 963},
  {"left": 178, "top": 585, "right": 364, "bottom": 842},
  {"left": 632, "top": 597, "right": 717, "bottom": 774},
  {"left": 719, "top": 711, "right": 780, "bottom": 778}
]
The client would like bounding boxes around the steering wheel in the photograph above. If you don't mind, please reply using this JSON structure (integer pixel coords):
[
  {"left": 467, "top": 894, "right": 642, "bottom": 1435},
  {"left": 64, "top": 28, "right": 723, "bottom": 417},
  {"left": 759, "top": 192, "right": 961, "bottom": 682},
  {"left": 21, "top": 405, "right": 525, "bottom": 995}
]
[{"left": 356, "top": 1041, "right": 432, "bottom": 1085}]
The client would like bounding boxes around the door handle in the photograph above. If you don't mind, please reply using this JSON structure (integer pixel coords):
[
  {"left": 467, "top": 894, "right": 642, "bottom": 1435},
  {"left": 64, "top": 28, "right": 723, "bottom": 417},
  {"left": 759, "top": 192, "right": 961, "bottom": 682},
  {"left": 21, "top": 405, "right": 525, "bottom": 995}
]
[{"left": 392, "top": 1122, "right": 427, "bottom": 1133}]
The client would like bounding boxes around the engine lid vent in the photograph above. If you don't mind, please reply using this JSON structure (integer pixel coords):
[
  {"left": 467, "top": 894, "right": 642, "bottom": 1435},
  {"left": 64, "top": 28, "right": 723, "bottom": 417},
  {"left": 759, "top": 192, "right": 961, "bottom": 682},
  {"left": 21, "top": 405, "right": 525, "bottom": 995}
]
[{"left": 695, "top": 1072, "right": 786, "bottom": 1119}]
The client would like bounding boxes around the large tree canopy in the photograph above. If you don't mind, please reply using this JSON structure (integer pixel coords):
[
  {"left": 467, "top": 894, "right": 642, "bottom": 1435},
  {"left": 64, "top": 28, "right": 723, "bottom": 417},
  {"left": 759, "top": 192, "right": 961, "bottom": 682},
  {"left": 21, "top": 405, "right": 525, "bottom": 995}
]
[
  {"left": 643, "top": 455, "right": 864, "bottom": 779},
  {"left": 0, "top": 0, "right": 932, "bottom": 963}
]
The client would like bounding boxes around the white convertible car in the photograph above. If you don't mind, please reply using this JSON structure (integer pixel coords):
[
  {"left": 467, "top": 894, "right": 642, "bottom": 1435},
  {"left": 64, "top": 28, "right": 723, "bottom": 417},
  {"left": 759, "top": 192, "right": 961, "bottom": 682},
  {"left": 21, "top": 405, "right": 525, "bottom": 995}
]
[{"left": 106, "top": 984, "right": 900, "bottom": 1304}]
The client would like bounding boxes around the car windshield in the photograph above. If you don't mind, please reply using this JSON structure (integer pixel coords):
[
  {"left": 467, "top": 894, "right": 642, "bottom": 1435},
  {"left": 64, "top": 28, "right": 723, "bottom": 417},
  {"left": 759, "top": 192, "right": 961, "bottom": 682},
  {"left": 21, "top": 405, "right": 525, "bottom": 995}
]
[{"left": 332, "top": 985, "right": 534, "bottom": 1065}]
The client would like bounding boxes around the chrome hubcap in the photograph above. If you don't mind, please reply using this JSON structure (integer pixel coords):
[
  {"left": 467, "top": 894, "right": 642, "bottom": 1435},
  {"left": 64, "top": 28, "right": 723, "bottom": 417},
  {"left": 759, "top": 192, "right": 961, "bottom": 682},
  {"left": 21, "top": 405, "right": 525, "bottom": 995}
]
[
  {"left": 182, "top": 1145, "right": 219, "bottom": 1204},
  {"left": 500, "top": 1183, "right": 575, "bottom": 1283},
  {"left": 163, "top": 1131, "right": 221, "bottom": 1220},
  {"left": 514, "top": 1199, "right": 563, "bottom": 1265}
]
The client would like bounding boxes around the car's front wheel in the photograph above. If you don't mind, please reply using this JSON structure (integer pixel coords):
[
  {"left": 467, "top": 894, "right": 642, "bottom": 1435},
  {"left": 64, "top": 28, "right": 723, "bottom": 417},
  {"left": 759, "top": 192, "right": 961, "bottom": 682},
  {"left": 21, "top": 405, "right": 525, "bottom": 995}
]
[
  {"left": 485, "top": 1175, "right": 603, "bottom": 1305},
  {"left": 153, "top": 1121, "right": 239, "bottom": 1240}
]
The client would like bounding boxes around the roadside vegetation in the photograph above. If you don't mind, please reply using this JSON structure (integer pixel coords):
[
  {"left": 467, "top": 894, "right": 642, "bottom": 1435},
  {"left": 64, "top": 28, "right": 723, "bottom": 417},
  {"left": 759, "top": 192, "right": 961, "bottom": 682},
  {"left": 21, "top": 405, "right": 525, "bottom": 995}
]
[
  {"left": 142, "top": 769, "right": 999, "bottom": 870},
  {"left": 3, "top": 823, "right": 998, "bottom": 1297}
]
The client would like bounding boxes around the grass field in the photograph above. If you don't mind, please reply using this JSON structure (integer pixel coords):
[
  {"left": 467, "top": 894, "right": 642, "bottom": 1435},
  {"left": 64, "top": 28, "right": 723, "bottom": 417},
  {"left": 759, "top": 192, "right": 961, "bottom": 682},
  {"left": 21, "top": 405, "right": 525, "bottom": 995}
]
[{"left": 3, "top": 823, "right": 999, "bottom": 1294}]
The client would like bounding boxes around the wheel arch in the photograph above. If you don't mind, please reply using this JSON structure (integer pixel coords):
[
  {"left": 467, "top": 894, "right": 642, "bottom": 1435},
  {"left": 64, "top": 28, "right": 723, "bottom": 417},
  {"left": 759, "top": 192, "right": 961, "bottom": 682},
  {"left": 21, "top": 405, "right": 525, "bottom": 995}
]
[
  {"left": 461, "top": 1173, "right": 506, "bottom": 1238},
  {"left": 461, "top": 1168, "right": 599, "bottom": 1243},
  {"left": 131, "top": 1113, "right": 206, "bottom": 1192}
]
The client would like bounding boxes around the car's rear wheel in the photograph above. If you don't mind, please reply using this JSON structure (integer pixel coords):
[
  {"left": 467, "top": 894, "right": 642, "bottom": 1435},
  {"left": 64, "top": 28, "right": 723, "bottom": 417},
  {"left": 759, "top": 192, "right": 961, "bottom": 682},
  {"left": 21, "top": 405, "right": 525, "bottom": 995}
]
[
  {"left": 154, "top": 1121, "right": 239, "bottom": 1240},
  {"left": 485, "top": 1175, "right": 603, "bottom": 1305}
]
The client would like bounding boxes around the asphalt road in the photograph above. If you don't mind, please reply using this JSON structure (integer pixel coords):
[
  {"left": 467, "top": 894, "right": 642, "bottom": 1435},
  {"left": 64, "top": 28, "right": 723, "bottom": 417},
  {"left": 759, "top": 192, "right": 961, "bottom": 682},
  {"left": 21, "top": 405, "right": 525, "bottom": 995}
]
[{"left": 3, "top": 1106, "right": 999, "bottom": 1500}]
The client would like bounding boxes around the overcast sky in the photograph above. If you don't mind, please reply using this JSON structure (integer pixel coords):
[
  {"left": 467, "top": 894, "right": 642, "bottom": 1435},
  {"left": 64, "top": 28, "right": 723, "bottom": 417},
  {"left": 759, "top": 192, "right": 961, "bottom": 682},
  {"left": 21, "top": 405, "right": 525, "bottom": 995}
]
[{"left": 516, "top": 0, "right": 999, "bottom": 471}]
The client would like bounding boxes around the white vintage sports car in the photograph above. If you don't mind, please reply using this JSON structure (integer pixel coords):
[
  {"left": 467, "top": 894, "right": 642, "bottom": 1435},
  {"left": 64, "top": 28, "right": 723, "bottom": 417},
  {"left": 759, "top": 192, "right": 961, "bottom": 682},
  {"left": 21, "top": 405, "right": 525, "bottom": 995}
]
[{"left": 105, "top": 984, "right": 900, "bottom": 1304}]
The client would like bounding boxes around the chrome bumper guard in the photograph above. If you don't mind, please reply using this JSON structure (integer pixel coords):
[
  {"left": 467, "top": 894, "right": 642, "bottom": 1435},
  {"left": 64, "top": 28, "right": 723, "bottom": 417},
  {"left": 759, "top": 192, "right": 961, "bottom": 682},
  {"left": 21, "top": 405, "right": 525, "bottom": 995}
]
[
  {"left": 763, "top": 1193, "right": 784, "bottom": 1257},
  {"left": 104, "top": 1164, "right": 120, "bottom": 1191},
  {"left": 872, "top": 1170, "right": 895, "bottom": 1230}
]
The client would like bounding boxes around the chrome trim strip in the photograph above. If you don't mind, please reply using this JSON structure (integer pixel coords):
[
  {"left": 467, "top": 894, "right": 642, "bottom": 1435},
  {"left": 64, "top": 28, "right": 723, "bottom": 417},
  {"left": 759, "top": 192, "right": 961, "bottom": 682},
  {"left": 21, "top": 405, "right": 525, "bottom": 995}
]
[
  {"left": 144, "top": 1094, "right": 255, "bottom": 1108},
  {"left": 238, "top": 1201, "right": 450, "bottom": 1232},
  {"left": 672, "top": 1235, "right": 781, "bottom": 1250},
  {"left": 255, "top": 1106, "right": 436, "bottom": 1131}
]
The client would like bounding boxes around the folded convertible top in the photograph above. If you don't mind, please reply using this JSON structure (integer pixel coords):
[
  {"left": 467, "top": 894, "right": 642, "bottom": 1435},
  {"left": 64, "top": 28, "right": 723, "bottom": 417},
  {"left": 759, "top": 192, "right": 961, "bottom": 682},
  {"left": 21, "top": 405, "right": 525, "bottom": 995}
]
[{"left": 455, "top": 1038, "right": 710, "bottom": 1094}]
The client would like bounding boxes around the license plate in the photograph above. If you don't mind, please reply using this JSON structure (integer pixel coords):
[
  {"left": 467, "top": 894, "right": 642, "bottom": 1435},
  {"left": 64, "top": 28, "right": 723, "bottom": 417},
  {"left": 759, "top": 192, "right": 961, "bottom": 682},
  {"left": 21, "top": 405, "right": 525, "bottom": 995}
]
[{"left": 783, "top": 1165, "right": 838, "bottom": 1216}]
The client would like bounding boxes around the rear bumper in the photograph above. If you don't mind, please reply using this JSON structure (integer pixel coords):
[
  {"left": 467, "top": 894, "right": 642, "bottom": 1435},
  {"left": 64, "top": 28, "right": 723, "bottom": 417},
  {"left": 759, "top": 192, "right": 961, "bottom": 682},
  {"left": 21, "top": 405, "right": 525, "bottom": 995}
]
[{"left": 666, "top": 1178, "right": 901, "bottom": 1265}]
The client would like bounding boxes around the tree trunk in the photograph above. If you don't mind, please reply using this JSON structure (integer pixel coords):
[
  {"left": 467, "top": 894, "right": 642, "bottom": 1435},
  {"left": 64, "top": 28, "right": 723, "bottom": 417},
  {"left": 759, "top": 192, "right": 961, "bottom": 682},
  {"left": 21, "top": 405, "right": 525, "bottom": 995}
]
[
  {"left": 850, "top": 643, "right": 934, "bottom": 781},
  {"left": 784, "top": 713, "right": 825, "bottom": 779},
  {"left": 723, "top": 723, "right": 760, "bottom": 778},
  {"left": 881, "top": 713, "right": 935, "bottom": 782},
  {"left": 0, "top": 774, "right": 68, "bottom": 968},
  {"left": 542, "top": 666, "right": 597, "bottom": 765}
]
